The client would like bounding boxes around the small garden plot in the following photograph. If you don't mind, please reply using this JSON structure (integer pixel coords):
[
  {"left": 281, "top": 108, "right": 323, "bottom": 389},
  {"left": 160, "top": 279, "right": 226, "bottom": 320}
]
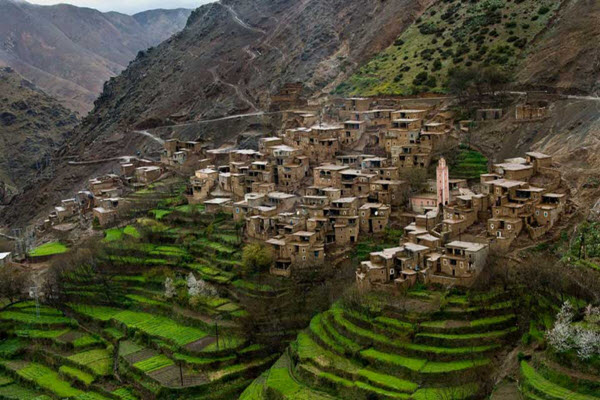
[
  {"left": 412, "top": 384, "right": 479, "bottom": 400},
  {"left": 262, "top": 353, "right": 332, "bottom": 400},
  {"left": 197, "top": 238, "right": 237, "bottom": 254},
  {"left": 118, "top": 341, "right": 144, "bottom": 358},
  {"left": 59, "top": 365, "right": 95, "bottom": 385},
  {"left": 0, "top": 382, "right": 49, "bottom": 400},
  {"left": 420, "top": 358, "right": 489, "bottom": 373},
  {"left": 133, "top": 355, "right": 174, "bottom": 373},
  {"left": 199, "top": 336, "right": 245, "bottom": 353},
  {"left": 69, "top": 304, "right": 121, "bottom": 321},
  {"left": 12, "top": 362, "right": 106, "bottom": 399},
  {"left": 207, "top": 356, "right": 276, "bottom": 382},
  {"left": 150, "top": 209, "right": 172, "bottom": 220},
  {"left": 126, "top": 294, "right": 168, "bottom": 308},
  {"left": 361, "top": 348, "right": 427, "bottom": 372},
  {"left": 0, "top": 339, "right": 23, "bottom": 358},
  {"left": 520, "top": 361, "right": 598, "bottom": 400},
  {"left": 67, "top": 348, "right": 112, "bottom": 376},
  {"left": 71, "top": 334, "right": 103, "bottom": 349},
  {"left": 123, "top": 225, "right": 140, "bottom": 238},
  {"left": 173, "top": 353, "right": 236, "bottom": 367},
  {"left": 103, "top": 228, "right": 123, "bottom": 242},
  {"left": 14, "top": 328, "right": 69, "bottom": 339},
  {"left": 28, "top": 241, "right": 68, "bottom": 257},
  {"left": 111, "top": 310, "right": 208, "bottom": 346},
  {"left": 112, "top": 388, "right": 138, "bottom": 400},
  {"left": 0, "top": 309, "right": 72, "bottom": 326}
]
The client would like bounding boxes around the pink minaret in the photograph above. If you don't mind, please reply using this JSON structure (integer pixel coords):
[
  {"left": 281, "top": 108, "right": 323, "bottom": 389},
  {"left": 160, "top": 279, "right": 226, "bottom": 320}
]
[{"left": 437, "top": 157, "right": 449, "bottom": 206}]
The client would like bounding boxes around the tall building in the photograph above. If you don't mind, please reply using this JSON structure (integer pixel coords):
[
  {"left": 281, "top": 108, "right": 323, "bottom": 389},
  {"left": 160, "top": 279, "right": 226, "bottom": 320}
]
[{"left": 437, "top": 157, "right": 449, "bottom": 206}]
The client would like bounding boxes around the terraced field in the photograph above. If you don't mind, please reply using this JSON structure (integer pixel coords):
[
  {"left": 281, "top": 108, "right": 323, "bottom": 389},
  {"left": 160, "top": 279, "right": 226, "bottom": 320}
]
[
  {"left": 0, "top": 185, "right": 294, "bottom": 399},
  {"left": 242, "top": 290, "right": 519, "bottom": 399},
  {"left": 520, "top": 358, "right": 600, "bottom": 400}
]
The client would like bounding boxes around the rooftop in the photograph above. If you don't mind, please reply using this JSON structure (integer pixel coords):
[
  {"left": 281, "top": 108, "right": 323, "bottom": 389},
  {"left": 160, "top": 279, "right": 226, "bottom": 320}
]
[{"left": 446, "top": 241, "right": 487, "bottom": 252}]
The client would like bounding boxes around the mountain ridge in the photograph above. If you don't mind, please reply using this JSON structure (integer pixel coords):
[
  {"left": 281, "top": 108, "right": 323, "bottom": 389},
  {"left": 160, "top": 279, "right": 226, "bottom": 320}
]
[{"left": 0, "top": 0, "right": 192, "bottom": 113}]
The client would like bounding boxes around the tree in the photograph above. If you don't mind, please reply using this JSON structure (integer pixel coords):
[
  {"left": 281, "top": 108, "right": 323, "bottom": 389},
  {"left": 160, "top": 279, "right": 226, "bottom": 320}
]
[
  {"left": 187, "top": 273, "right": 199, "bottom": 297},
  {"left": 164, "top": 277, "right": 176, "bottom": 299},
  {"left": 242, "top": 243, "right": 274, "bottom": 275},
  {"left": 0, "top": 266, "right": 30, "bottom": 308}
]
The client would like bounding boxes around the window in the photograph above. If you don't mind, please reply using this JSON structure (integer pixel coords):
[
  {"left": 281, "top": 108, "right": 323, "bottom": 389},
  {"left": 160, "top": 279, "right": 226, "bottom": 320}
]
[
  {"left": 236, "top": 208, "right": 240, "bottom": 213},
  {"left": 544, "top": 212, "right": 548, "bottom": 217},
  {"left": 443, "top": 259, "right": 448, "bottom": 265},
  {"left": 536, "top": 210, "right": 540, "bottom": 215},
  {"left": 507, "top": 224, "right": 512, "bottom": 230}
]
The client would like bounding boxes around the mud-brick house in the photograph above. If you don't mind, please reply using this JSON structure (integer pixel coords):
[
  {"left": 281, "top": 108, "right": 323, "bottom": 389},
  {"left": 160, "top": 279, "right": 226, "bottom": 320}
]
[
  {"left": 258, "top": 137, "right": 283, "bottom": 154},
  {"left": 267, "top": 237, "right": 293, "bottom": 277},
  {"left": 286, "top": 231, "right": 325, "bottom": 267},
  {"left": 391, "top": 109, "right": 428, "bottom": 121},
  {"left": 391, "top": 145, "right": 431, "bottom": 169},
  {"left": 190, "top": 168, "right": 218, "bottom": 202},
  {"left": 369, "top": 180, "right": 406, "bottom": 208},
  {"left": 529, "top": 193, "right": 567, "bottom": 238},
  {"left": 342, "top": 121, "right": 367, "bottom": 145},
  {"left": 525, "top": 152, "right": 553, "bottom": 172},
  {"left": 204, "top": 198, "right": 232, "bottom": 214},
  {"left": 299, "top": 195, "right": 330, "bottom": 219},
  {"left": 92, "top": 207, "right": 117, "bottom": 227},
  {"left": 488, "top": 217, "right": 523, "bottom": 240},
  {"left": 336, "top": 154, "right": 375, "bottom": 168},
  {"left": 493, "top": 162, "right": 534, "bottom": 181},
  {"left": 89, "top": 175, "right": 122, "bottom": 197},
  {"left": 391, "top": 118, "right": 423, "bottom": 132},
  {"left": 384, "top": 130, "right": 420, "bottom": 153},
  {"left": 135, "top": 166, "right": 162, "bottom": 184},
  {"left": 359, "top": 203, "right": 390, "bottom": 234},
  {"left": 369, "top": 109, "right": 395, "bottom": 128},
  {"left": 516, "top": 104, "right": 548, "bottom": 121},
  {"left": 314, "top": 164, "right": 348, "bottom": 188},
  {"left": 326, "top": 197, "right": 360, "bottom": 246},
  {"left": 476, "top": 108, "right": 503, "bottom": 121},
  {"left": 339, "top": 169, "right": 376, "bottom": 198},
  {"left": 432, "top": 241, "right": 489, "bottom": 282},
  {"left": 344, "top": 97, "right": 371, "bottom": 112},
  {"left": 276, "top": 157, "right": 310, "bottom": 192},
  {"left": 355, "top": 243, "right": 431, "bottom": 291}
]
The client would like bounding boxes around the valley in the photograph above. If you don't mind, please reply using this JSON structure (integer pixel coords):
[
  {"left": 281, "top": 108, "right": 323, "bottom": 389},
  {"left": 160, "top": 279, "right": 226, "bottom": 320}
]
[{"left": 0, "top": 0, "right": 599, "bottom": 399}]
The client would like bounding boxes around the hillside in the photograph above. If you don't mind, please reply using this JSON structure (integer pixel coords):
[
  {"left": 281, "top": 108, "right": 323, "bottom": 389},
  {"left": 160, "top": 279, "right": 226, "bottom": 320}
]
[
  {"left": 338, "top": 0, "right": 569, "bottom": 96},
  {"left": 0, "top": 0, "right": 434, "bottom": 228},
  {"left": 242, "top": 289, "right": 520, "bottom": 399},
  {"left": 0, "top": 67, "right": 78, "bottom": 205},
  {"left": 0, "top": 0, "right": 191, "bottom": 113}
]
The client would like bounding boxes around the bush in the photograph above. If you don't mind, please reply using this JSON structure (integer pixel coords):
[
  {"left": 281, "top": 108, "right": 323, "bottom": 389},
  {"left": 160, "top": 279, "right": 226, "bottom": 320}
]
[
  {"left": 242, "top": 243, "right": 274, "bottom": 275},
  {"left": 413, "top": 72, "right": 429, "bottom": 86}
]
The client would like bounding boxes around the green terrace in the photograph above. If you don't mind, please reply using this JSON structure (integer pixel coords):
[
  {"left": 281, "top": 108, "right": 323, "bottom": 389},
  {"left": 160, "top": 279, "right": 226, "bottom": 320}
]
[
  {"left": 28, "top": 241, "right": 69, "bottom": 258},
  {"left": 244, "top": 289, "right": 519, "bottom": 399},
  {"left": 520, "top": 360, "right": 600, "bottom": 400}
]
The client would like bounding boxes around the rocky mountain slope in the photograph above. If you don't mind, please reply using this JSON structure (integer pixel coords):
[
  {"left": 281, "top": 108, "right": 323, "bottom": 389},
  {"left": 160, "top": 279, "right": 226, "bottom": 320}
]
[
  {"left": 0, "top": 0, "right": 191, "bottom": 113},
  {"left": 516, "top": 0, "right": 600, "bottom": 95},
  {"left": 0, "top": 67, "right": 78, "bottom": 206},
  {"left": 0, "top": 0, "right": 434, "bottom": 227}
]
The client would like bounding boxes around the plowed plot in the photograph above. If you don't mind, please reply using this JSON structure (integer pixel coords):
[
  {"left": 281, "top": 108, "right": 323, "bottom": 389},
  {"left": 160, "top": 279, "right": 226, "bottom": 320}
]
[
  {"left": 124, "top": 349, "right": 156, "bottom": 364},
  {"left": 185, "top": 336, "right": 216, "bottom": 353},
  {"left": 149, "top": 365, "right": 208, "bottom": 388},
  {"left": 57, "top": 331, "right": 83, "bottom": 342}
]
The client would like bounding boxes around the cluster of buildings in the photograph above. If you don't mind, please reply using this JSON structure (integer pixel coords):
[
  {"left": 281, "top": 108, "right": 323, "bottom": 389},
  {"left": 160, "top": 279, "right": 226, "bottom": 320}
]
[
  {"left": 39, "top": 158, "right": 165, "bottom": 231},
  {"left": 187, "top": 97, "right": 461, "bottom": 277},
  {"left": 356, "top": 151, "right": 566, "bottom": 291}
]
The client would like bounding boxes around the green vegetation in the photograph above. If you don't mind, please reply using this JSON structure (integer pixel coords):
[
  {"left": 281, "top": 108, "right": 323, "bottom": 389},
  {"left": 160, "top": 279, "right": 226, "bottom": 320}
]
[
  {"left": 249, "top": 289, "right": 516, "bottom": 399},
  {"left": 338, "top": 0, "right": 563, "bottom": 96},
  {"left": 520, "top": 361, "right": 599, "bottom": 400},
  {"left": 449, "top": 147, "right": 488, "bottom": 179},
  {"left": 133, "top": 355, "right": 174, "bottom": 373},
  {"left": 28, "top": 241, "right": 68, "bottom": 257}
]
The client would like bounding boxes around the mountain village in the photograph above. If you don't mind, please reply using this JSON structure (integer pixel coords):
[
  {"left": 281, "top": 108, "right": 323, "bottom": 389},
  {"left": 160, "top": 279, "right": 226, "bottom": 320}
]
[{"left": 29, "top": 95, "right": 568, "bottom": 293}]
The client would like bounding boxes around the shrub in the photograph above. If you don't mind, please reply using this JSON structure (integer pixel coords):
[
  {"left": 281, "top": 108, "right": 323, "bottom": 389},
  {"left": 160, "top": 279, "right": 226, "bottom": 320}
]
[{"left": 242, "top": 243, "right": 274, "bottom": 275}]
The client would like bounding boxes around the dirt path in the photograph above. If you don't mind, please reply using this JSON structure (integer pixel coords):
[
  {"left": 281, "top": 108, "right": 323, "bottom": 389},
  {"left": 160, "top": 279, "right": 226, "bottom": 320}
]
[
  {"left": 220, "top": 2, "right": 266, "bottom": 35},
  {"left": 209, "top": 67, "right": 258, "bottom": 112},
  {"left": 134, "top": 130, "right": 165, "bottom": 145}
]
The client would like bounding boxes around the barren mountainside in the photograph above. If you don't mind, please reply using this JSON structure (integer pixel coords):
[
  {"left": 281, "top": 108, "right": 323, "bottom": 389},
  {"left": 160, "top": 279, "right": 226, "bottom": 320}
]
[
  {"left": 0, "top": 67, "right": 78, "bottom": 206},
  {"left": 0, "top": 0, "right": 191, "bottom": 113}
]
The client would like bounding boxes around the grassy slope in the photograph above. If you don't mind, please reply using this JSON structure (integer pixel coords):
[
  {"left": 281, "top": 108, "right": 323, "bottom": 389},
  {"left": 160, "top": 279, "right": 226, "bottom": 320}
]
[{"left": 337, "top": 0, "right": 563, "bottom": 96}]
